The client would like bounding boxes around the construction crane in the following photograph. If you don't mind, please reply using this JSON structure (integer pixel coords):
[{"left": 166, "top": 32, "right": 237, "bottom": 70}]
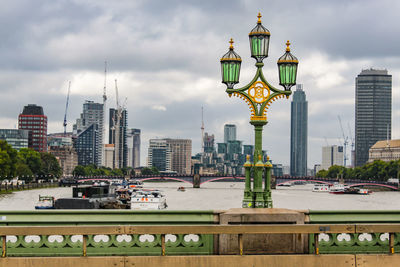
[
  {"left": 201, "top": 106, "right": 204, "bottom": 153},
  {"left": 337, "top": 115, "right": 349, "bottom": 166},
  {"left": 63, "top": 81, "right": 71, "bottom": 136},
  {"left": 101, "top": 61, "right": 107, "bottom": 166},
  {"left": 113, "top": 79, "right": 122, "bottom": 169},
  {"left": 348, "top": 122, "right": 355, "bottom": 151}
]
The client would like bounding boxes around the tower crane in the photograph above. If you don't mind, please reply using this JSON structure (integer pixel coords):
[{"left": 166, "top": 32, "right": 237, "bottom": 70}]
[
  {"left": 101, "top": 61, "right": 107, "bottom": 166},
  {"left": 63, "top": 81, "right": 71, "bottom": 136},
  {"left": 337, "top": 115, "right": 349, "bottom": 166},
  {"left": 348, "top": 122, "right": 355, "bottom": 167},
  {"left": 201, "top": 106, "right": 204, "bottom": 153},
  {"left": 114, "top": 79, "right": 122, "bottom": 169}
]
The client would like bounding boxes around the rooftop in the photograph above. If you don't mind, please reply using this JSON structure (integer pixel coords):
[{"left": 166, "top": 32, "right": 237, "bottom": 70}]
[{"left": 371, "top": 139, "right": 400, "bottom": 149}]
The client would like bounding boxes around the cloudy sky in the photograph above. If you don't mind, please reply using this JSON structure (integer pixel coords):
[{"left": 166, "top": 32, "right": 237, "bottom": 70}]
[{"left": 0, "top": 0, "right": 399, "bottom": 168}]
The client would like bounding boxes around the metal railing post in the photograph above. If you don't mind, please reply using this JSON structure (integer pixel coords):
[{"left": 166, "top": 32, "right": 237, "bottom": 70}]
[
  {"left": 238, "top": 234, "right": 243, "bottom": 255},
  {"left": 389, "top": 233, "right": 395, "bottom": 254},
  {"left": 2, "top": 236, "right": 6, "bottom": 258},
  {"left": 83, "top": 235, "right": 87, "bottom": 256},
  {"left": 161, "top": 234, "right": 166, "bottom": 256},
  {"left": 314, "top": 234, "right": 319, "bottom": 255}
]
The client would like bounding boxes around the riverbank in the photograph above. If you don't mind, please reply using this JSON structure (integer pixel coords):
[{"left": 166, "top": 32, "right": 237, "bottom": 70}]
[{"left": 0, "top": 182, "right": 58, "bottom": 195}]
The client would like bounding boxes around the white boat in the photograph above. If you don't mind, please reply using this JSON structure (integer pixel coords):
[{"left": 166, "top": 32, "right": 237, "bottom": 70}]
[
  {"left": 130, "top": 189, "right": 167, "bottom": 210},
  {"left": 312, "top": 184, "right": 330, "bottom": 192},
  {"left": 35, "top": 195, "right": 55, "bottom": 209},
  {"left": 329, "top": 183, "right": 347, "bottom": 194}
]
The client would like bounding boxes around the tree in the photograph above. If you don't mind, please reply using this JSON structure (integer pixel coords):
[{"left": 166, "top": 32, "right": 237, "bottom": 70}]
[
  {"left": 0, "top": 140, "right": 18, "bottom": 178},
  {"left": 316, "top": 169, "right": 328, "bottom": 178},
  {"left": 18, "top": 148, "right": 42, "bottom": 175},
  {"left": 141, "top": 167, "right": 153, "bottom": 175},
  {"left": 15, "top": 162, "right": 33, "bottom": 181},
  {"left": 151, "top": 166, "right": 160, "bottom": 175},
  {"left": 327, "top": 165, "right": 346, "bottom": 179},
  {"left": 73, "top": 165, "right": 86, "bottom": 176},
  {"left": 40, "top": 153, "right": 62, "bottom": 178}
]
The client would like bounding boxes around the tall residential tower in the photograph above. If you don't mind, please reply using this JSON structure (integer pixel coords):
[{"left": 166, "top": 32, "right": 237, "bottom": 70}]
[
  {"left": 355, "top": 69, "right": 392, "bottom": 166},
  {"left": 290, "top": 84, "right": 308, "bottom": 176},
  {"left": 73, "top": 101, "right": 104, "bottom": 166},
  {"left": 224, "top": 124, "right": 236, "bottom": 143}
]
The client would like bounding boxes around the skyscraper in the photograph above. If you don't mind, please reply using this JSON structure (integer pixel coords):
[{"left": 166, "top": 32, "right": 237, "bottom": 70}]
[
  {"left": 74, "top": 124, "right": 99, "bottom": 166},
  {"left": 355, "top": 69, "right": 392, "bottom": 166},
  {"left": 224, "top": 124, "right": 236, "bottom": 143},
  {"left": 290, "top": 84, "right": 308, "bottom": 176},
  {"left": 109, "top": 108, "right": 128, "bottom": 168},
  {"left": 127, "top": 128, "right": 141, "bottom": 168},
  {"left": 73, "top": 101, "right": 104, "bottom": 166},
  {"left": 18, "top": 104, "right": 47, "bottom": 152}
]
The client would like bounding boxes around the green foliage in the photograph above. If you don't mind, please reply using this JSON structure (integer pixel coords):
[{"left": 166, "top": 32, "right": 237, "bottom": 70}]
[
  {"left": 72, "top": 165, "right": 86, "bottom": 176},
  {"left": 141, "top": 167, "right": 159, "bottom": 175},
  {"left": 316, "top": 169, "right": 328, "bottom": 178},
  {"left": 18, "top": 148, "right": 42, "bottom": 175},
  {"left": 15, "top": 162, "right": 33, "bottom": 181},
  {"left": 72, "top": 164, "right": 131, "bottom": 177},
  {"left": 0, "top": 140, "right": 18, "bottom": 177},
  {"left": 0, "top": 141, "right": 63, "bottom": 180},
  {"left": 316, "top": 160, "right": 400, "bottom": 182},
  {"left": 40, "top": 152, "right": 62, "bottom": 178},
  {"left": 140, "top": 167, "right": 153, "bottom": 175}
]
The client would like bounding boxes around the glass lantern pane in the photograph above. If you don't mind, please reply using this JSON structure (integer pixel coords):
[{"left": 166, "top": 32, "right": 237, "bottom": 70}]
[{"left": 263, "top": 38, "right": 270, "bottom": 57}]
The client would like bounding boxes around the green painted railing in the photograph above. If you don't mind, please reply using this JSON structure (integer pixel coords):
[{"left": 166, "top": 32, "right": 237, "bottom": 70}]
[
  {"left": 0, "top": 210, "right": 216, "bottom": 256},
  {"left": 308, "top": 210, "right": 400, "bottom": 254}
]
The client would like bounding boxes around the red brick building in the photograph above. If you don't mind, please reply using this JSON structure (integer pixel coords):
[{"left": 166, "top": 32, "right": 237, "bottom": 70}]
[{"left": 18, "top": 104, "right": 47, "bottom": 152}]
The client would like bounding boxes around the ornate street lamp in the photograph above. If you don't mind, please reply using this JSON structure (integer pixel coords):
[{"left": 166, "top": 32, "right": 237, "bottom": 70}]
[{"left": 220, "top": 13, "right": 299, "bottom": 208}]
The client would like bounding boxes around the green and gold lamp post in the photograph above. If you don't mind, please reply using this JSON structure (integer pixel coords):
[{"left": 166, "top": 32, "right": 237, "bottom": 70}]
[{"left": 220, "top": 13, "right": 299, "bottom": 208}]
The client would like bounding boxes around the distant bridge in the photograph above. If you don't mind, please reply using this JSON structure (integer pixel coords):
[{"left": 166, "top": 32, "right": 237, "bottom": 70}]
[{"left": 64, "top": 175, "right": 398, "bottom": 190}]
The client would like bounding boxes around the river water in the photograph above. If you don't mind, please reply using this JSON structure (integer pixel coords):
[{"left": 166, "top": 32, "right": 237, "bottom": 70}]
[{"left": 0, "top": 182, "right": 399, "bottom": 210}]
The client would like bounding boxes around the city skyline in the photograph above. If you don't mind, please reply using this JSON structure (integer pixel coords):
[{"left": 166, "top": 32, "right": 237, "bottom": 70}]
[{"left": 0, "top": 1, "right": 399, "bottom": 168}]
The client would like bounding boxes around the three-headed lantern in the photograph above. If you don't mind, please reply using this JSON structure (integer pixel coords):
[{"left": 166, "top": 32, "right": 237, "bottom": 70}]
[
  {"left": 248, "top": 13, "right": 270, "bottom": 62},
  {"left": 220, "top": 38, "right": 242, "bottom": 89},
  {"left": 277, "top": 40, "right": 298, "bottom": 90}
]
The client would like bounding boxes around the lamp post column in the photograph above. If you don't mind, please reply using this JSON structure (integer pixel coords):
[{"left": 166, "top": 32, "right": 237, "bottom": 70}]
[
  {"left": 243, "top": 155, "right": 253, "bottom": 208},
  {"left": 264, "top": 157, "right": 273, "bottom": 208},
  {"left": 251, "top": 121, "right": 267, "bottom": 208}
]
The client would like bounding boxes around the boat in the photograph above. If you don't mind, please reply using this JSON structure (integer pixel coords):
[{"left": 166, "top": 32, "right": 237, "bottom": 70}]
[
  {"left": 342, "top": 187, "right": 370, "bottom": 195},
  {"left": 126, "top": 180, "right": 143, "bottom": 189},
  {"left": 35, "top": 195, "right": 55, "bottom": 209},
  {"left": 177, "top": 186, "right": 185, "bottom": 192},
  {"left": 130, "top": 189, "right": 167, "bottom": 210},
  {"left": 312, "top": 184, "right": 330, "bottom": 192},
  {"left": 329, "top": 183, "right": 347, "bottom": 194},
  {"left": 54, "top": 181, "right": 128, "bottom": 209}
]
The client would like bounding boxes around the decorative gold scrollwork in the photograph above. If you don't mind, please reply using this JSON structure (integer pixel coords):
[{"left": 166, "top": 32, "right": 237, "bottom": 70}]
[{"left": 248, "top": 81, "right": 270, "bottom": 104}]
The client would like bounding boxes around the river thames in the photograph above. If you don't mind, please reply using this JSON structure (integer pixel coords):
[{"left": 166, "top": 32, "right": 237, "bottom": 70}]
[{"left": 0, "top": 182, "right": 399, "bottom": 210}]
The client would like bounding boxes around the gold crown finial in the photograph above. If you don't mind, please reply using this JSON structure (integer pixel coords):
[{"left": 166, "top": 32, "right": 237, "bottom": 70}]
[
  {"left": 229, "top": 38, "right": 234, "bottom": 49},
  {"left": 258, "top": 154, "right": 262, "bottom": 161},
  {"left": 257, "top": 12, "right": 262, "bottom": 23},
  {"left": 267, "top": 156, "right": 270, "bottom": 161},
  {"left": 246, "top": 155, "right": 250, "bottom": 161},
  {"left": 286, "top": 40, "right": 291, "bottom": 52}
]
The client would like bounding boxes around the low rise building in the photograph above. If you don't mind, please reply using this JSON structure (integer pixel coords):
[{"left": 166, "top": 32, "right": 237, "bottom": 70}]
[
  {"left": 368, "top": 139, "right": 400, "bottom": 162},
  {"left": 0, "top": 129, "right": 29, "bottom": 150},
  {"left": 49, "top": 145, "right": 78, "bottom": 176}
]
